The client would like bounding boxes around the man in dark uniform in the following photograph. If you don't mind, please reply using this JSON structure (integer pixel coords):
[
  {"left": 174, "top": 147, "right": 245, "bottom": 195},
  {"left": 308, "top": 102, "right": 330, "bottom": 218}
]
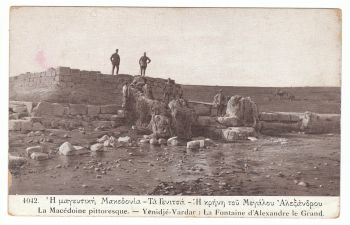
[
  {"left": 139, "top": 52, "right": 151, "bottom": 76},
  {"left": 110, "top": 49, "right": 120, "bottom": 75}
]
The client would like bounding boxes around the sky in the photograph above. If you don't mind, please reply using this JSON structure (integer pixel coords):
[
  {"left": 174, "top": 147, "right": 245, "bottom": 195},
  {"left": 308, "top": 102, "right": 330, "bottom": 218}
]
[{"left": 10, "top": 7, "right": 341, "bottom": 87}]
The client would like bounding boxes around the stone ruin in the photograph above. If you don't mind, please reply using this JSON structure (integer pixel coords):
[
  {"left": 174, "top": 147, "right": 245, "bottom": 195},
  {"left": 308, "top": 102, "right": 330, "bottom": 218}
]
[{"left": 9, "top": 67, "right": 341, "bottom": 151}]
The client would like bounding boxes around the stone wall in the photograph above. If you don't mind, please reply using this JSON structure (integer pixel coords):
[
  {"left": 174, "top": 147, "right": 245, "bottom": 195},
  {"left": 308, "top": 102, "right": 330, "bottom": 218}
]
[{"left": 10, "top": 67, "right": 172, "bottom": 105}]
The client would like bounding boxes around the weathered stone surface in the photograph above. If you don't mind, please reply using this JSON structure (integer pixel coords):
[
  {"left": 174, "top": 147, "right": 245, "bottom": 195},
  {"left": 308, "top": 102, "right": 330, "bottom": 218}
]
[
  {"left": 260, "top": 121, "right": 301, "bottom": 134},
  {"left": 259, "top": 112, "right": 302, "bottom": 122},
  {"left": 90, "top": 143, "right": 104, "bottom": 152},
  {"left": 9, "top": 155, "right": 27, "bottom": 168},
  {"left": 32, "top": 102, "right": 65, "bottom": 117},
  {"left": 300, "top": 112, "right": 340, "bottom": 134},
  {"left": 21, "top": 121, "right": 33, "bottom": 132},
  {"left": 9, "top": 120, "right": 23, "bottom": 131},
  {"left": 26, "top": 146, "right": 44, "bottom": 156},
  {"left": 195, "top": 116, "right": 224, "bottom": 127},
  {"left": 221, "top": 127, "right": 256, "bottom": 142},
  {"left": 118, "top": 136, "right": 131, "bottom": 143},
  {"left": 167, "top": 137, "right": 179, "bottom": 146},
  {"left": 217, "top": 116, "right": 241, "bottom": 127},
  {"left": 87, "top": 105, "right": 100, "bottom": 116},
  {"left": 59, "top": 142, "right": 76, "bottom": 156},
  {"left": 186, "top": 139, "right": 213, "bottom": 149},
  {"left": 149, "top": 115, "right": 172, "bottom": 139},
  {"left": 150, "top": 138, "right": 158, "bottom": 145},
  {"left": 188, "top": 101, "right": 212, "bottom": 116},
  {"left": 91, "top": 121, "right": 112, "bottom": 129},
  {"left": 10, "top": 104, "right": 27, "bottom": 113},
  {"left": 30, "top": 152, "right": 49, "bottom": 161},
  {"left": 158, "top": 138, "right": 167, "bottom": 145},
  {"left": 32, "top": 122, "right": 45, "bottom": 131},
  {"left": 100, "top": 104, "right": 120, "bottom": 114},
  {"left": 219, "top": 96, "right": 259, "bottom": 128},
  {"left": 69, "top": 104, "right": 87, "bottom": 115},
  {"left": 168, "top": 99, "right": 196, "bottom": 140},
  {"left": 10, "top": 101, "right": 35, "bottom": 113}
]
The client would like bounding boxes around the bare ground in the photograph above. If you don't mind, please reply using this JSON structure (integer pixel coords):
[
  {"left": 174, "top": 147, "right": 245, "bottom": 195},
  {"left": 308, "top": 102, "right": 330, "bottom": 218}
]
[{"left": 9, "top": 128, "right": 340, "bottom": 196}]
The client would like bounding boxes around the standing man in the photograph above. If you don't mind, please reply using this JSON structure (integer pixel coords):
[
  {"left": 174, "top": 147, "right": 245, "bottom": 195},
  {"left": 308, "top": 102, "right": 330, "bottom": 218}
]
[
  {"left": 139, "top": 52, "right": 151, "bottom": 76},
  {"left": 213, "top": 89, "right": 226, "bottom": 116},
  {"left": 110, "top": 49, "right": 120, "bottom": 75}
]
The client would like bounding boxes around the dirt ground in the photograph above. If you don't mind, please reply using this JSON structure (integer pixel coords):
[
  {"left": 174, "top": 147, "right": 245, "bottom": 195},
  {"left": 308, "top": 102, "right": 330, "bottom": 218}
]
[{"left": 9, "top": 127, "right": 340, "bottom": 196}]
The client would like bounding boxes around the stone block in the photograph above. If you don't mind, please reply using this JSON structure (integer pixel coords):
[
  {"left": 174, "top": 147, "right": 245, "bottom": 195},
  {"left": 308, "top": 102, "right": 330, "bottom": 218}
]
[
  {"left": 100, "top": 104, "right": 120, "bottom": 114},
  {"left": 32, "top": 102, "right": 65, "bottom": 117},
  {"left": 30, "top": 152, "right": 49, "bottom": 161},
  {"left": 188, "top": 101, "right": 212, "bottom": 116},
  {"left": 26, "top": 146, "right": 44, "bottom": 156},
  {"left": 9, "top": 120, "right": 23, "bottom": 131},
  {"left": 87, "top": 105, "right": 100, "bottom": 116},
  {"left": 195, "top": 116, "right": 223, "bottom": 127},
  {"left": 21, "top": 120, "right": 33, "bottom": 132},
  {"left": 32, "top": 122, "right": 45, "bottom": 131},
  {"left": 221, "top": 127, "right": 256, "bottom": 142},
  {"left": 55, "top": 66, "right": 71, "bottom": 75},
  {"left": 69, "top": 104, "right": 87, "bottom": 115},
  {"left": 92, "top": 121, "right": 112, "bottom": 129}
]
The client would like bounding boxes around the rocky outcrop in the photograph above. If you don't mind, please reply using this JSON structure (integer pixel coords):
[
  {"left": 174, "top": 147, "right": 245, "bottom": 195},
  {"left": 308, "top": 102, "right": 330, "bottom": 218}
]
[
  {"left": 126, "top": 76, "right": 195, "bottom": 140},
  {"left": 218, "top": 95, "right": 259, "bottom": 128}
]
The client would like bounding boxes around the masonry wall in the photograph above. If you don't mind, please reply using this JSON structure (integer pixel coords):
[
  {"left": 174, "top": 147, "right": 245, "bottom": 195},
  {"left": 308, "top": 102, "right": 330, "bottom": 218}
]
[{"left": 10, "top": 67, "right": 174, "bottom": 105}]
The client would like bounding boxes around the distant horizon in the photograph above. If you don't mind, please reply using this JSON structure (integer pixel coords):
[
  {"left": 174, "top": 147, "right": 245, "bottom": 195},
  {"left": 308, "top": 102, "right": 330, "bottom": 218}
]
[
  {"left": 9, "top": 65, "right": 341, "bottom": 88},
  {"left": 10, "top": 7, "right": 341, "bottom": 87}
]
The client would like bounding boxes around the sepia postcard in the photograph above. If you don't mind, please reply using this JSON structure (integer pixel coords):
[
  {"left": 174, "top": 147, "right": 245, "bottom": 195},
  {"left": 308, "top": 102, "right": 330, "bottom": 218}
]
[{"left": 8, "top": 7, "right": 341, "bottom": 218}]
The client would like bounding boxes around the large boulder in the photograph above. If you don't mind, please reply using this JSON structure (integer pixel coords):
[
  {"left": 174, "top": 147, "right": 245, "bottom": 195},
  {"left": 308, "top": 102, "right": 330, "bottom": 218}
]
[
  {"left": 149, "top": 115, "right": 172, "bottom": 139},
  {"left": 59, "top": 142, "right": 76, "bottom": 156},
  {"left": 218, "top": 95, "right": 259, "bottom": 128},
  {"left": 168, "top": 99, "right": 196, "bottom": 140}
]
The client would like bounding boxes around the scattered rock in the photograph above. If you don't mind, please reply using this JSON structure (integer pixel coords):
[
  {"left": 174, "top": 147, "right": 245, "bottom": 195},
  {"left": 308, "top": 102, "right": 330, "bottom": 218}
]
[
  {"left": 158, "top": 138, "right": 167, "bottom": 145},
  {"left": 167, "top": 137, "right": 179, "bottom": 146},
  {"left": 139, "top": 139, "right": 150, "bottom": 144},
  {"left": 90, "top": 143, "right": 104, "bottom": 152},
  {"left": 30, "top": 152, "right": 49, "bottom": 161},
  {"left": 297, "top": 181, "right": 308, "bottom": 187},
  {"left": 149, "top": 138, "right": 158, "bottom": 145},
  {"left": 97, "top": 135, "right": 109, "bottom": 143},
  {"left": 118, "top": 136, "right": 131, "bottom": 143},
  {"left": 55, "top": 164, "right": 62, "bottom": 168},
  {"left": 59, "top": 142, "right": 76, "bottom": 156},
  {"left": 25, "top": 146, "right": 44, "bottom": 156},
  {"left": 9, "top": 155, "right": 27, "bottom": 168}
]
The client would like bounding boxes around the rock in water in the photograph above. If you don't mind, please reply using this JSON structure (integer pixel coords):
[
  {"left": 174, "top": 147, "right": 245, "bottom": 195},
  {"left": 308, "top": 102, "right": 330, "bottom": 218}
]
[
  {"left": 187, "top": 139, "right": 212, "bottom": 149},
  {"left": 9, "top": 155, "right": 27, "bottom": 168},
  {"left": 149, "top": 138, "right": 158, "bottom": 145},
  {"left": 168, "top": 99, "right": 196, "bottom": 140},
  {"left": 118, "top": 136, "right": 131, "bottom": 143},
  {"left": 90, "top": 143, "right": 104, "bottom": 152},
  {"left": 167, "top": 137, "right": 179, "bottom": 146},
  {"left": 59, "top": 142, "right": 76, "bottom": 156},
  {"left": 25, "top": 146, "right": 44, "bottom": 156},
  {"left": 158, "top": 138, "right": 167, "bottom": 145},
  {"left": 221, "top": 127, "right": 256, "bottom": 142},
  {"left": 97, "top": 135, "right": 109, "bottom": 143},
  {"left": 30, "top": 152, "right": 49, "bottom": 161}
]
